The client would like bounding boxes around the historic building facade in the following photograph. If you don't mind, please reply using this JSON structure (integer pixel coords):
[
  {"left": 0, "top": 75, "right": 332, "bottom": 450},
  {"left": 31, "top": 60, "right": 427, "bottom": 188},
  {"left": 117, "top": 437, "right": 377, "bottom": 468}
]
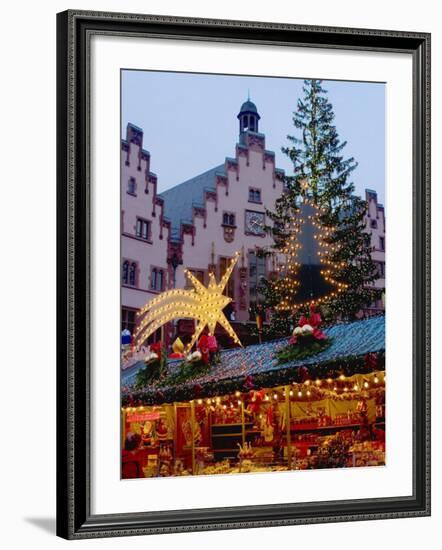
[
  {"left": 121, "top": 100, "right": 385, "bottom": 339},
  {"left": 159, "top": 100, "right": 286, "bottom": 324},
  {"left": 363, "top": 189, "right": 386, "bottom": 315},
  {"left": 121, "top": 123, "right": 171, "bottom": 336}
]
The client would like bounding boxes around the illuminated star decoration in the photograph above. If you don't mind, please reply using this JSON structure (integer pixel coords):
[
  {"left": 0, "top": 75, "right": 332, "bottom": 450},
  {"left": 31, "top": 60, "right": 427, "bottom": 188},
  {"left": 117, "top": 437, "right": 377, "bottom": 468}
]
[{"left": 134, "top": 251, "right": 242, "bottom": 352}]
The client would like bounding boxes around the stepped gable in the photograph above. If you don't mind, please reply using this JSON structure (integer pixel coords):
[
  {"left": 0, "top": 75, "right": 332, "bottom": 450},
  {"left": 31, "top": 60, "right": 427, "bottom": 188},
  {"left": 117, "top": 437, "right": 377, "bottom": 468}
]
[
  {"left": 122, "top": 123, "right": 159, "bottom": 188},
  {"left": 122, "top": 122, "right": 168, "bottom": 229},
  {"left": 159, "top": 164, "right": 225, "bottom": 243},
  {"left": 159, "top": 150, "right": 285, "bottom": 244},
  {"left": 159, "top": 96, "right": 286, "bottom": 245}
]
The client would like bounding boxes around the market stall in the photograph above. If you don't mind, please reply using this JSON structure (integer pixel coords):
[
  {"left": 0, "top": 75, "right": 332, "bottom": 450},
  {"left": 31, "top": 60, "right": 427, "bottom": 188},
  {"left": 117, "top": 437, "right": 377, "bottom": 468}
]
[{"left": 121, "top": 315, "right": 385, "bottom": 478}]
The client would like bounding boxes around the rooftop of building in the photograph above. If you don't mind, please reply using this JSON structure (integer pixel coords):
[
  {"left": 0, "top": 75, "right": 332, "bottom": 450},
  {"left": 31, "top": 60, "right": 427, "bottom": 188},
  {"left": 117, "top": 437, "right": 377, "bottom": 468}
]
[
  {"left": 366, "top": 189, "right": 384, "bottom": 209},
  {"left": 160, "top": 164, "right": 226, "bottom": 241},
  {"left": 238, "top": 99, "right": 259, "bottom": 115},
  {"left": 122, "top": 315, "right": 385, "bottom": 404}
]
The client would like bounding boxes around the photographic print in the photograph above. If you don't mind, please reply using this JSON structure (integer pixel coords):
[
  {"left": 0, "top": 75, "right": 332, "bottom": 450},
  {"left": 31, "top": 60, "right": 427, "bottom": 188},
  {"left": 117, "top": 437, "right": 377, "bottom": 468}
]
[
  {"left": 120, "top": 70, "right": 386, "bottom": 480},
  {"left": 57, "top": 12, "right": 430, "bottom": 537}
]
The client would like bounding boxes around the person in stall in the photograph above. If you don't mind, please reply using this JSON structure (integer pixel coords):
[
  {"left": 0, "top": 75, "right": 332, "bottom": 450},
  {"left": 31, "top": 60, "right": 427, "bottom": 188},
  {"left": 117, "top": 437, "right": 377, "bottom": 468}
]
[{"left": 121, "top": 432, "right": 145, "bottom": 479}]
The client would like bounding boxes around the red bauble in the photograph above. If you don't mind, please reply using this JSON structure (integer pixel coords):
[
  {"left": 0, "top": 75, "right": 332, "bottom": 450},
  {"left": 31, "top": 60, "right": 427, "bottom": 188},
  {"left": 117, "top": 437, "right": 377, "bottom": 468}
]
[{"left": 150, "top": 341, "right": 163, "bottom": 355}]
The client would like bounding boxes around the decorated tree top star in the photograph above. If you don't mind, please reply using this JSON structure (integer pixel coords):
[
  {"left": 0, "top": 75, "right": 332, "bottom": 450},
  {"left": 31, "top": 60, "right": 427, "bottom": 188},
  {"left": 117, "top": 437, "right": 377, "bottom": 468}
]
[{"left": 134, "top": 251, "right": 242, "bottom": 352}]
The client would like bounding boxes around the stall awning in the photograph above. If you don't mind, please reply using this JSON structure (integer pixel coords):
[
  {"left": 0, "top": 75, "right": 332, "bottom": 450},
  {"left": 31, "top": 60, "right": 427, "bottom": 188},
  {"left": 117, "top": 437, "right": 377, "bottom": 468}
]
[{"left": 122, "top": 315, "right": 385, "bottom": 405}]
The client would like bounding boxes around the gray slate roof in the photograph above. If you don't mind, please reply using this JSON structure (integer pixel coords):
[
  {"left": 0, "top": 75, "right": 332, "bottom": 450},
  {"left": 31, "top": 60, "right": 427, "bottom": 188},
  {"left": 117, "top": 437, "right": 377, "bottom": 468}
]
[
  {"left": 239, "top": 100, "right": 259, "bottom": 114},
  {"left": 159, "top": 164, "right": 225, "bottom": 241},
  {"left": 122, "top": 316, "right": 385, "bottom": 404}
]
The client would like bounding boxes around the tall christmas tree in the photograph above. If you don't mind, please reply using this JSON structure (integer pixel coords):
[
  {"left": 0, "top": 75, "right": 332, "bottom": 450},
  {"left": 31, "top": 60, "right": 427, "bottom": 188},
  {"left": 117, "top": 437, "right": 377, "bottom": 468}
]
[{"left": 263, "top": 79, "right": 381, "bottom": 329}]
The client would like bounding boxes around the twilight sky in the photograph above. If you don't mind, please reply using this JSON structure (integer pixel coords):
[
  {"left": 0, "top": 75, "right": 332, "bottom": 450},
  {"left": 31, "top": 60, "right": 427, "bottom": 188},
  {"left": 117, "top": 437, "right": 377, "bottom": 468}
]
[{"left": 122, "top": 70, "right": 385, "bottom": 205}]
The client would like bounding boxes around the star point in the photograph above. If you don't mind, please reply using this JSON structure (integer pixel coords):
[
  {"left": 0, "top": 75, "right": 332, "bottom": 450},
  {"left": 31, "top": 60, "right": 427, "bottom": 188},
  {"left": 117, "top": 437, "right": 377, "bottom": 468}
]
[{"left": 134, "top": 253, "right": 242, "bottom": 352}]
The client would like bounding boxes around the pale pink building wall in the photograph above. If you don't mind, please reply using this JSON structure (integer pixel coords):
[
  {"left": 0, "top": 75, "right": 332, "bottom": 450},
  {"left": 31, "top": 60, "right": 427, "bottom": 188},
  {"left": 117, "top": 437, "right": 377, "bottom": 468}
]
[
  {"left": 175, "top": 133, "right": 285, "bottom": 322},
  {"left": 120, "top": 120, "right": 385, "bottom": 334},
  {"left": 364, "top": 189, "right": 386, "bottom": 312},
  {"left": 121, "top": 125, "right": 170, "bottom": 314}
]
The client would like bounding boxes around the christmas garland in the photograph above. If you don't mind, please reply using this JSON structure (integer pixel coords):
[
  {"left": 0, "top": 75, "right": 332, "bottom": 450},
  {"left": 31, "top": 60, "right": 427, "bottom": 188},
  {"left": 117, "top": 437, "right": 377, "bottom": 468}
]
[
  {"left": 135, "top": 344, "right": 167, "bottom": 388},
  {"left": 275, "top": 306, "right": 332, "bottom": 363},
  {"left": 122, "top": 351, "right": 385, "bottom": 407},
  {"left": 135, "top": 344, "right": 222, "bottom": 390},
  {"left": 158, "top": 352, "right": 220, "bottom": 387},
  {"left": 276, "top": 337, "right": 332, "bottom": 363}
]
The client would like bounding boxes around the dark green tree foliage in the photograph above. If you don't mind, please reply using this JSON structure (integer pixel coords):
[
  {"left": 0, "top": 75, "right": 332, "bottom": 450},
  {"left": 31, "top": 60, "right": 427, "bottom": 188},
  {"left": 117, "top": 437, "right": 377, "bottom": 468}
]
[
  {"left": 253, "top": 248, "right": 293, "bottom": 339},
  {"left": 264, "top": 79, "right": 381, "bottom": 326}
]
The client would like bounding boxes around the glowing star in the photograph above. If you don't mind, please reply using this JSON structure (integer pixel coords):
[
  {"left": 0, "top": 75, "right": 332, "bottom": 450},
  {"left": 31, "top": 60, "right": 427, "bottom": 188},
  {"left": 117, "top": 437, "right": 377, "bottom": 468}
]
[{"left": 134, "top": 251, "right": 242, "bottom": 352}]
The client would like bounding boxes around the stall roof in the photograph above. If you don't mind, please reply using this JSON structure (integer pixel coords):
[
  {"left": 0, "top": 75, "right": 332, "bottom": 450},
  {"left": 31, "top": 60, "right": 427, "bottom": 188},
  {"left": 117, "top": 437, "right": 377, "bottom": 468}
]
[{"left": 122, "top": 315, "right": 385, "bottom": 405}]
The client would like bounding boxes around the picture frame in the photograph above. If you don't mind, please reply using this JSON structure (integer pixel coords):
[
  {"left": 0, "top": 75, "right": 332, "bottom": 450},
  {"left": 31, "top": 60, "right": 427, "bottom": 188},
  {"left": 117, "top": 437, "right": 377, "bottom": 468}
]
[{"left": 56, "top": 9, "right": 431, "bottom": 539}]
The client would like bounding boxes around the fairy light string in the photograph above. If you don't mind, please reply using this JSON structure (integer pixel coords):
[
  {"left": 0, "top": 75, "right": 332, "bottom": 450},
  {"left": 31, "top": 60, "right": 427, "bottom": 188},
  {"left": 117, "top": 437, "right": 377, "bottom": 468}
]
[
  {"left": 134, "top": 251, "right": 242, "bottom": 352},
  {"left": 122, "top": 369, "right": 385, "bottom": 409},
  {"left": 274, "top": 197, "right": 349, "bottom": 312}
]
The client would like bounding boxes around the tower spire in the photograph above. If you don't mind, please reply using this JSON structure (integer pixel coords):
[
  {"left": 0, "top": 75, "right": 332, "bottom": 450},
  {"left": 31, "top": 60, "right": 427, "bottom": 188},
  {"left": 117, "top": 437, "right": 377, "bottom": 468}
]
[{"left": 237, "top": 96, "right": 261, "bottom": 144}]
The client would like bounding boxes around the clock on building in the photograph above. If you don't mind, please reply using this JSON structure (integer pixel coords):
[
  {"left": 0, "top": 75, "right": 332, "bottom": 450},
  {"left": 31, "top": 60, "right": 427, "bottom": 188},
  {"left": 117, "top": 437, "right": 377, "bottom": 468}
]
[{"left": 245, "top": 210, "right": 265, "bottom": 236}]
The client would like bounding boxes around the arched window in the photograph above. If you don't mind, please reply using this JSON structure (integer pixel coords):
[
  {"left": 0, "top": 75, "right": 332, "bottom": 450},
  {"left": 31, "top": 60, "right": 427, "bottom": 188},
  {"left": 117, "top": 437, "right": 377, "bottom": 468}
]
[
  {"left": 122, "top": 261, "right": 129, "bottom": 285},
  {"left": 129, "top": 262, "right": 136, "bottom": 286},
  {"left": 249, "top": 117, "right": 255, "bottom": 131}
]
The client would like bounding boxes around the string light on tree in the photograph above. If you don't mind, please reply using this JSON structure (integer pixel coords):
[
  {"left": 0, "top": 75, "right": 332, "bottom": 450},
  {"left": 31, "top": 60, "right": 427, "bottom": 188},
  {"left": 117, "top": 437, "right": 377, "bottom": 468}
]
[
  {"left": 273, "top": 198, "right": 349, "bottom": 312},
  {"left": 261, "top": 79, "right": 382, "bottom": 330}
]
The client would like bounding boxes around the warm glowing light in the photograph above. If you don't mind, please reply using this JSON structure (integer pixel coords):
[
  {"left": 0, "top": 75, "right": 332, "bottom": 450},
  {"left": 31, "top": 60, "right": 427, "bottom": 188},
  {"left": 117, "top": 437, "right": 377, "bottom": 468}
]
[
  {"left": 274, "top": 199, "right": 349, "bottom": 311},
  {"left": 134, "top": 251, "right": 242, "bottom": 351}
]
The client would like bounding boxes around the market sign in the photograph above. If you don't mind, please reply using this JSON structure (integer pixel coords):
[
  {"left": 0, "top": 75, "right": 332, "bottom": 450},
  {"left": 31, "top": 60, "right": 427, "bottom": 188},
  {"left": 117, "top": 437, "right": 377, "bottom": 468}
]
[{"left": 126, "top": 411, "right": 160, "bottom": 423}]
